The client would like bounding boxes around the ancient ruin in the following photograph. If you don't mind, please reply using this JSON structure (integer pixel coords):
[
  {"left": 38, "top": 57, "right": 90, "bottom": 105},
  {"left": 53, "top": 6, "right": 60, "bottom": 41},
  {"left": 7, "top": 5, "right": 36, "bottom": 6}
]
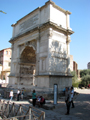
[{"left": 9, "top": 0, "right": 74, "bottom": 91}]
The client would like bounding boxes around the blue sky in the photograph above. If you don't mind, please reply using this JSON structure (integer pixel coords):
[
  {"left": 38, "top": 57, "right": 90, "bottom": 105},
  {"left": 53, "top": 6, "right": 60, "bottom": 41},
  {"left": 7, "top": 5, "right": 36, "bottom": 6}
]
[{"left": 0, "top": 0, "right": 89, "bottom": 70}]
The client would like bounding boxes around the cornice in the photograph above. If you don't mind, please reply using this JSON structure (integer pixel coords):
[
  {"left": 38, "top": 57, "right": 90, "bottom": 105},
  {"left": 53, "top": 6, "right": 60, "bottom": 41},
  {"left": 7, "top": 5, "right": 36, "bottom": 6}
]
[
  {"left": 9, "top": 27, "right": 39, "bottom": 43},
  {"left": 39, "top": 21, "right": 74, "bottom": 35},
  {"left": 9, "top": 21, "right": 74, "bottom": 43},
  {"left": 35, "top": 74, "right": 72, "bottom": 77},
  {"left": 46, "top": 0, "right": 71, "bottom": 15}
]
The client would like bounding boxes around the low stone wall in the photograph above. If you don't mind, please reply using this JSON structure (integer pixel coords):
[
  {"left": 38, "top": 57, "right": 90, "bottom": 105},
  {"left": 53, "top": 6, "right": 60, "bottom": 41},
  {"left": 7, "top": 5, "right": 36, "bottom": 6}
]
[
  {"left": 27, "top": 91, "right": 64, "bottom": 100},
  {"left": 3, "top": 88, "right": 65, "bottom": 100}
]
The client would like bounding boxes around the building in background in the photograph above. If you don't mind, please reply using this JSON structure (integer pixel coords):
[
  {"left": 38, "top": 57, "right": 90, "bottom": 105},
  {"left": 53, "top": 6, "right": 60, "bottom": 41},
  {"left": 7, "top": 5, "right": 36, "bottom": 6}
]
[
  {"left": 70, "top": 55, "right": 80, "bottom": 80},
  {"left": 0, "top": 48, "right": 11, "bottom": 86},
  {"left": 87, "top": 62, "right": 90, "bottom": 69},
  {"left": 0, "top": 64, "right": 2, "bottom": 79},
  {"left": 73, "top": 61, "right": 78, "bottom": 74}
]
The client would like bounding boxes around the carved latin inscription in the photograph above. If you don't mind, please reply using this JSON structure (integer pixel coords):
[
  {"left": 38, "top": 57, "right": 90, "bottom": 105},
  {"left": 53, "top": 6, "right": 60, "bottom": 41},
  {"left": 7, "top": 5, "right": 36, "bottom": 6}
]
[{"left": 19, "top": 14, "right": 38, "bottom": 32}]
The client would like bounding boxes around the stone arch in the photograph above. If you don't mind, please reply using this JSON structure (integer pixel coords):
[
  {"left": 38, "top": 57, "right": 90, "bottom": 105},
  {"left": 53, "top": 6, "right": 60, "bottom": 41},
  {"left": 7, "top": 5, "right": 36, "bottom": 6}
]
[
  {"left": 20, "top": 44, "right": 36, "bottom": 56},
  {"left": 19, "top": 46, "right": 36, "bottom": 86},
  {"left": 20, "top": 46, "right": 36, "bottom": 64}
]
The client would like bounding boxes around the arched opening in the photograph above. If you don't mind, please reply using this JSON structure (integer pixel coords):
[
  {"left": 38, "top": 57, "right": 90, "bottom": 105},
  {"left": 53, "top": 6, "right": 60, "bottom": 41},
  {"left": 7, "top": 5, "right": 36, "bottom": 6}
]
[
  {"left": 20, "top": 46, "right": 36, "bottom": 64},
  {"left": 19, "top": 46, "right": 36, "bottom": 86}
]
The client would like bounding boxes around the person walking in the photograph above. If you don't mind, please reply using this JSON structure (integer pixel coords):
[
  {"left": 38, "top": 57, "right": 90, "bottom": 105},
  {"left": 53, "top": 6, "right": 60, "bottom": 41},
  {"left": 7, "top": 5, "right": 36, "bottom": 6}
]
[
  {"left": 70, "top": 86, "right": 75, "bottom": 108},
  {"left": 17, "top": 89, "right": 20, "bottom": 101},
  {"left": 9, "top": 90, "right": 14, "bottom": 101},
  {"left": 21, "top": 90, "right": 24, "bottom": 101},
  {"left": 65, "top": 87, "right": 71, "bottom": 115},
  {"left": 32, "top": 89, "right": 36, "bottom": 107}
]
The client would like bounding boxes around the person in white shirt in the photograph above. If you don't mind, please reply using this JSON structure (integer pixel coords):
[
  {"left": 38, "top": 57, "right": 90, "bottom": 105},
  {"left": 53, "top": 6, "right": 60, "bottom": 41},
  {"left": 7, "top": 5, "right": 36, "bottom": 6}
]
[
  {"left": 9, "top": 90, "right": 13, "bottom": 101},
  {"left": 70, "top": 86, "right": 75, "bottom": 108}
]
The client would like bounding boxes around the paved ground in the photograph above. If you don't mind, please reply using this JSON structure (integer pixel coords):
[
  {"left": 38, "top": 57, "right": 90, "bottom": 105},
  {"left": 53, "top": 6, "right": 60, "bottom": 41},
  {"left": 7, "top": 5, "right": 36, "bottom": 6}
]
[
  {"left": 49, "top": 88, "right": 90, "bottom": 120},
  {"left": 1, "top": 88, "right": 90, "bottom": 120}
]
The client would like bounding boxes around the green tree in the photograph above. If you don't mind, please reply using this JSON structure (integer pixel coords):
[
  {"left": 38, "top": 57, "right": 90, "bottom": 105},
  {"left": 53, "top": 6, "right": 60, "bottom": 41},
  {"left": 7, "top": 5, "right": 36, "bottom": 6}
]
[
  {"left": 81, "top": 75, "right": 90, "bottom": 87},
  {"left": 80, "top": 69, "right": 90, "bottom": 78}
]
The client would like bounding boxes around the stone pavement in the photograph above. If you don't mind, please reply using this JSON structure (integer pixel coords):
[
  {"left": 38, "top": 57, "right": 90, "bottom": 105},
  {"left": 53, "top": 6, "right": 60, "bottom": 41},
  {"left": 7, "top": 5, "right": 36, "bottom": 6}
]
[{"left": 1, "top": 88, "right": 90, "bottom": 120}]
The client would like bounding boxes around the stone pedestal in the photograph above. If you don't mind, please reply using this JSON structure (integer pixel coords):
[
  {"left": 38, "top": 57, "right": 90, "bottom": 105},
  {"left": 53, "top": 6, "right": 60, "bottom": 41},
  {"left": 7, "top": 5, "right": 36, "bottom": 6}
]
[{"left": 35, "top": 75, "right": 72, "bottom": 91}]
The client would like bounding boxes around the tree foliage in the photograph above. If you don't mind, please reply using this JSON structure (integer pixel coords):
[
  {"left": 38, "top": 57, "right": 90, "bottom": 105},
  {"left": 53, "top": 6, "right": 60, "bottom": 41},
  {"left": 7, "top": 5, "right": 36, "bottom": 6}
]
[
  {"left": 80, "top": 75, "right": 90, "bottom": 87},
  {"left": 71, "top": 71, "right": 77, "bottom": 83},
  {"left": 80, "top": 69, "right": 90, "bottom": 78}
]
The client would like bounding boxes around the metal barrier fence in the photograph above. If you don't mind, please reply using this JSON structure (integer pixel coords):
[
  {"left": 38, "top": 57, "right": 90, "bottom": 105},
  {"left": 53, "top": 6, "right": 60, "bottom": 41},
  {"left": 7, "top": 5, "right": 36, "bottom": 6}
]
[{"left": 0, "top": 99, "right": 45, "bottom": 120}]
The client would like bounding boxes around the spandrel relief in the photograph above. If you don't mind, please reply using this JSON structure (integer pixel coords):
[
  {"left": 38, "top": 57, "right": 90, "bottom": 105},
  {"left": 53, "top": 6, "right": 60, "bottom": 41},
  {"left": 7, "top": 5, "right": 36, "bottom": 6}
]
[{"left": 19, "top": 40, "right": 36, "bottom": 55}]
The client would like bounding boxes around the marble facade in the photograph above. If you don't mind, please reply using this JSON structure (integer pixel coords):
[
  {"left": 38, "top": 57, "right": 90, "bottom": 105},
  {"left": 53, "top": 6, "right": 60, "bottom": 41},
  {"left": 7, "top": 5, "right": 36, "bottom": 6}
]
[{"left": 9, "top": 0, "right": 74, "bottom": 91}]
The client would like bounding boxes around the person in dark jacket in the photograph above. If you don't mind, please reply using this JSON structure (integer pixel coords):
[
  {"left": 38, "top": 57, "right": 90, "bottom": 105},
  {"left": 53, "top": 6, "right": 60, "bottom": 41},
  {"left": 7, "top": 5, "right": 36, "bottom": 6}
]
[
  {"left": 65, "top": 87, "right": 71, "bottom": 115},
  {"left": 17, "top": 89, "right": 20, "bottom": 101}
]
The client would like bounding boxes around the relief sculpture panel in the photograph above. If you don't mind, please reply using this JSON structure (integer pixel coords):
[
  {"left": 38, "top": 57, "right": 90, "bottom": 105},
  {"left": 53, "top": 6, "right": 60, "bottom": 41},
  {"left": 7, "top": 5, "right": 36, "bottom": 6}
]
[
  {"left": 20, "top": 65, "right": 34, "bottom": 76},
  {"left": 19, "top": 65, "right": 35, "bottom": 85}
]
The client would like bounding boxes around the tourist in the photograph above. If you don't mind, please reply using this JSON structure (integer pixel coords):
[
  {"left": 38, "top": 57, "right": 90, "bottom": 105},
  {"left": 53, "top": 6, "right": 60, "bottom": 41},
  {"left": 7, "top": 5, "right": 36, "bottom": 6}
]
[
  {"left": 32, "top": 89, "right": 36, "bottom": 107},
  {"left": 9, "top": 90, "right": 14, "bottom": 101},
  {"left": 17, "top": 89, "right": 20, "bottom": 101},
  {"left": 36, "top": 96, "right": 41, "bottom": 106},
  {"left": 40, "top": 96, "right": 45, "bottom": 107},
  {"left": 21, "top": 90, "right": 24, "bottom": 101},
  {"left": 70, "top": 86, "right": 75, "bottom": 108},
  {"left": 65, "top": 87, "right": 71, "bottom": 115},
  {"left": 36, "top": 96, "right": 41, "bottom": 102},
  {"left": 63, "top": 87, "right": 66, "bottom": 95},
  {"left": 37, "top": 96, "right": 45, "bottom": 107}
]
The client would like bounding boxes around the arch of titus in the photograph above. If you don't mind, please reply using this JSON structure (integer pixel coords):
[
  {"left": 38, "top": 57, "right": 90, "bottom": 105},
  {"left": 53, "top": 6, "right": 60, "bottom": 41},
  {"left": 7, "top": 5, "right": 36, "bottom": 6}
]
[{"left": 9, "top": 0, "right": 74, "bottom": 91}]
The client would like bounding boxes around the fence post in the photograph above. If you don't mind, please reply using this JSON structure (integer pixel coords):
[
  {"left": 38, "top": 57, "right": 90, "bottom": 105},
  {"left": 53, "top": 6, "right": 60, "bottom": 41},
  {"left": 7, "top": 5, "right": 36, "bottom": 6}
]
[
  {"left": 29, "top": 107, "right": 31, "bottom": 120},
  {"left": 0, "top": 100, "right": 2, "bottom": 111},
  {"left": 2, "top": 100, "right": 5, "bottom": 114},
  {"left": 19, "top": 104, "right": 22, "bottom": 115},
  {"left": 6, "top": 101, "right": 9, "bottom": 117},
  {"left": 18, "top": 104, "right": 22, "bottom": 120},
  {"left": 12, "top": 103, "right": 15, "bottom": 117},
  {"left": 42, "top": 112, "right": 45, "bottom": 120}
]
